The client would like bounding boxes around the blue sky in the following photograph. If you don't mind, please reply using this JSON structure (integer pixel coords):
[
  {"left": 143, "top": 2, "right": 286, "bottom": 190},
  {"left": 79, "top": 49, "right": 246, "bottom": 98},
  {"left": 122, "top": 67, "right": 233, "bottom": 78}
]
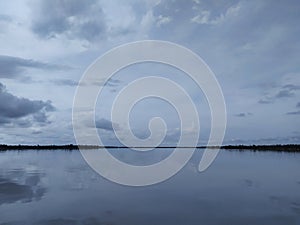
[{"left": 0, "top": 0, "right": 299, "bottom": 145}]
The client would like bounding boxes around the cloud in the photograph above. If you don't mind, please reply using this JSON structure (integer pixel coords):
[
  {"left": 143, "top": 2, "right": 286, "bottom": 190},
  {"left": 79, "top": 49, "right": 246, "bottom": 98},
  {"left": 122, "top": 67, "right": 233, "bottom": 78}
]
[
  {"left": 275, "top": 89, "right": 294, "bottom": 98},
  {"left": 273, "top": 84, "right": 299, "bottom": 99},
  {"left": 0, "top": 14, "right": 12, "bottom": 22},
  {"left": 50, "top": 79, "right": 79, "bottom": 87},
  {"left": 32, "top": 129, "right": 43, "bottom": 135},
  {"left": 234, "top": 112, "right": 253, "bottom": 117},
  {"left": 191, "top": 3, "right": 240, "bottom": 25},
  {"left": 191, "top": 10, "right": 212, "bottom": 24},
  {"left": 0, "top": 55, "right": 70, "bottom": 79},
  {"left": 33, "top": 112, "right": 49, "bottom": 123},
  {"left": 285, "top": 99, "right": 300, "bottom": 115},
  {"left": 227, "top": 135, "right": 300, "bottom": 145},
  {"left": 286, "top": 110, "right": 300, "bottom": 115},
  {"left": 95, "top": 118, "right": 119, "bottom": 131},
  {"left": 0, "top": 14, "right": 12, "bottom": 33},
  {"left": 0, "top": 83, "right": 55, "bottom": 126},
  {"left": 258, "top": 83, "right": 300, "bottom": 104},
  {"left": 156, "top": 15, "right": 172, "bottom": 27},
  {"left": 283, "top": 84, "right": 300, "bottom": 91},
  {"left": 0, "top": 0, "right": 299, "bottom": 145},
  {"left": 258, "top": 99, "right": 273, "bottom": 104},
  {"left": 31, "top": 0, "right": 106, "bottom": 42}
]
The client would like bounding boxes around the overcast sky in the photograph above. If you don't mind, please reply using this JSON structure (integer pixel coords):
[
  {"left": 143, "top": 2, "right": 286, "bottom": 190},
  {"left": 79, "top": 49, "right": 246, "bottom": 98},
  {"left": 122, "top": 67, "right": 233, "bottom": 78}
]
[{"left": 0, "top": 0, "right": 299, "bottom": 145}]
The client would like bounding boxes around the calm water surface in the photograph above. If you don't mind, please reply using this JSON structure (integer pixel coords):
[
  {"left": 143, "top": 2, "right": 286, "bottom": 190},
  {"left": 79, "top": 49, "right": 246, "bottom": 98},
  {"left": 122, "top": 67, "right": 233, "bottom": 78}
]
[{"left": 0, "top": 149, "right": 299, "bottom": 225}]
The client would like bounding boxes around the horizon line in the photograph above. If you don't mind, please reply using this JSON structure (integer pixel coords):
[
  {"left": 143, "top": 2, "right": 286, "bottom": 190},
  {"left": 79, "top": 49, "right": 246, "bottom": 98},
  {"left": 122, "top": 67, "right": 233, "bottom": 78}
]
[{"left": 0, "top": 143, "right": 300, "bottom": 150}]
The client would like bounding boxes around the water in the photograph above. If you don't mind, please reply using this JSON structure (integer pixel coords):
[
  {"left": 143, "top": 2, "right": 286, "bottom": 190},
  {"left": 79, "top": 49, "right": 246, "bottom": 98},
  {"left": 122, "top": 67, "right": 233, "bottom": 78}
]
[{"left": 0, "top": 149, "right": 299, "bottom": 225}]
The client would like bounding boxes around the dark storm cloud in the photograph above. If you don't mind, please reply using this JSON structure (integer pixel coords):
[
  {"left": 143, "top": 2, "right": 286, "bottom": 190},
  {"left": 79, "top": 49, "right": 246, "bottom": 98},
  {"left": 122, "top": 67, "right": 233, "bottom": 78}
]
[
  {"left": 95, "top": 118, "right": 119, "bottom": 131},
  {"left": 0, "top": 55, "right": 71, "bottom": 79},
  {"left": 0, "top": 83, "right": 55, "bottom": 126},
  {"left": 31, "top": 0, "right": 106, "bottom": 42},
  {"left": 234, "top": 112, "right": 253, "bottom": 117}
]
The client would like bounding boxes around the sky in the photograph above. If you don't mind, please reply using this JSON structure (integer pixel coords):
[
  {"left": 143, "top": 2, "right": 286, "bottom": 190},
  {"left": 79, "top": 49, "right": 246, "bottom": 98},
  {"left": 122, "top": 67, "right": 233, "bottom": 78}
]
[{"left": 0, "top": 0, "right": 299, "bottom": 145}]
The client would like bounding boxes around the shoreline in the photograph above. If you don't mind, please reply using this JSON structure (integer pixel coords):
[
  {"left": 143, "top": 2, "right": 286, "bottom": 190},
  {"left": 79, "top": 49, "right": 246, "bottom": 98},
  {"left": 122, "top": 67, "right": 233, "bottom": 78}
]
[{"left": 0, "top": 144, "right": 299, "bottom": 152}]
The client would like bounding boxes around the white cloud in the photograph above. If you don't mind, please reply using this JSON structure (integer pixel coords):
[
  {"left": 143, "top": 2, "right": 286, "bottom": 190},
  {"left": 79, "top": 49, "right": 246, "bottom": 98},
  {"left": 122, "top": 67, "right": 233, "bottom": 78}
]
[
  {"left": 191, "top": 10, "right": 211, "bottom": 24},
  {"left": 191, "top": 3, "right": 240, "bottom": 25},
  {"left": 139, "top": 9, "right": 156, "bottom": 38},
  {"left": 156, "top": 15, "right": 172, "bottom": 27},
  {"left": 102, "top": 1, "right": 137, "bottom": 36}
]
